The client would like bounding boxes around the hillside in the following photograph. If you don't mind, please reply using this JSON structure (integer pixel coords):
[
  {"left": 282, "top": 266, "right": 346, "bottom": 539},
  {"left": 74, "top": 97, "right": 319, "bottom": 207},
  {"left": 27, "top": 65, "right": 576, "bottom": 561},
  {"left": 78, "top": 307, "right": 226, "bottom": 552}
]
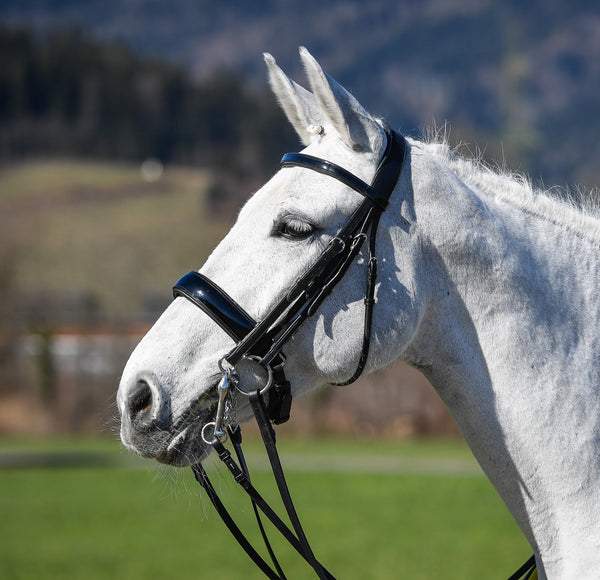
[
  {"left": 1, "top": 0, "right": 599, "bottom": 190},
  {"left": 0, "top": 160, "right": 229, "bottom": 321}
]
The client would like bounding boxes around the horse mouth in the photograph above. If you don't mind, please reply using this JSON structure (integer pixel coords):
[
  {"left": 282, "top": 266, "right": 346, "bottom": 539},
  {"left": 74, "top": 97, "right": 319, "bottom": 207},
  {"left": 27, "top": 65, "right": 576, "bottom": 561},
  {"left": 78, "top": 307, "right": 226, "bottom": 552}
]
[
  {"left": 156, "top": 423, "right": 211, "bottom": 466},
  {"left": 156, "top": 392, "right": 219, "bottom": 467}
]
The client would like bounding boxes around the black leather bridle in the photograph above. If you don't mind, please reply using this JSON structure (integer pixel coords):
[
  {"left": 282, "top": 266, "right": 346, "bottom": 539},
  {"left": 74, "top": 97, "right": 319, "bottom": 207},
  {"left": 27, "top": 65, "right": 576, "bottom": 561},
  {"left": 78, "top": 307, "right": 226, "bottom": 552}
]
[
  {"left": 174, "top": 126, "right": 407, "bottom": 429},
  {"left": 169, "top": 125, "right": 406, "bottom": 579}
]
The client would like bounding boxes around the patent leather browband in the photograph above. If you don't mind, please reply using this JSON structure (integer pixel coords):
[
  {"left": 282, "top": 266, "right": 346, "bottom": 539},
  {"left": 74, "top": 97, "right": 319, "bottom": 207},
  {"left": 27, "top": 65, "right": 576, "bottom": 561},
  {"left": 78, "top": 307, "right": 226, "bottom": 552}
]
[
  {"left": 281, "top": 130, "right": 405, "bottom": 211},
  {"left": 281, "top": 154, "right": 386, "bottom": 210}
]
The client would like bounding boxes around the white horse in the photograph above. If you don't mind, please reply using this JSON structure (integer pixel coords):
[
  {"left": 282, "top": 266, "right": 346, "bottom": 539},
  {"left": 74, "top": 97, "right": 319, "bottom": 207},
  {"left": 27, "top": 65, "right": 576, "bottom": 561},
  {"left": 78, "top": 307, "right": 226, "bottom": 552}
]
[{"left": 118, "top": 47, "right": 600, "bottom": 579}]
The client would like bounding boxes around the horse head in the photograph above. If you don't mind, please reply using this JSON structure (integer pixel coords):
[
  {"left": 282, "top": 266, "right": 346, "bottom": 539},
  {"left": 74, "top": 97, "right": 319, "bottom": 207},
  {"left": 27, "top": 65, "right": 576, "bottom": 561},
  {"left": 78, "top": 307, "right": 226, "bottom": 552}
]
[{"left": 117, "top": 48, "right": 425, "bottom": 466}]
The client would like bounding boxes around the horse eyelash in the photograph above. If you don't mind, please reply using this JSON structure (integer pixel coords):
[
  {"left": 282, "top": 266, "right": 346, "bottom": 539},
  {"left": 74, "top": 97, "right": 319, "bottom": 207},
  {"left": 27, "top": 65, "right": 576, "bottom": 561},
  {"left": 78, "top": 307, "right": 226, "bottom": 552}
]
[{"left": 272, "top": 214, "right": 318, "bottom": 240}]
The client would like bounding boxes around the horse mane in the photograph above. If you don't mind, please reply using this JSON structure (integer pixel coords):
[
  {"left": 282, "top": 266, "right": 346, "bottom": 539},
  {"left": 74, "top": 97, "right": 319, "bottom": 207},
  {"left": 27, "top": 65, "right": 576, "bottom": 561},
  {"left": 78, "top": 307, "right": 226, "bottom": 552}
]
[{"left": 410, "top": 129, "right": 600, "bottom": 244}]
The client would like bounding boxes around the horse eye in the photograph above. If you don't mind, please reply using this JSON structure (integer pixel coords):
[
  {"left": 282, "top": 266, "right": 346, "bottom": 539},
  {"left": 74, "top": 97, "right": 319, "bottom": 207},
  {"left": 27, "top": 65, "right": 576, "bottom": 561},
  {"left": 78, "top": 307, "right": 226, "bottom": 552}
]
[{"left": 273, "top": 216, "right": 316, "bottom": 240}]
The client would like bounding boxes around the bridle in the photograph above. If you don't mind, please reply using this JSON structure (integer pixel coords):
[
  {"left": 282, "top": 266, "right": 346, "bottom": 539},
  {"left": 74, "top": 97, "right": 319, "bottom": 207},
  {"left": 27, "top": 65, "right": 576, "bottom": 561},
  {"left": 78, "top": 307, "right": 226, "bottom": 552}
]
[
  {"left": 170, "top": 125, "right": 405, "bottom": 578},
  {"left": 169, "top": 126, "right": 536, "bottom": 579},
  {"left": 174, "top": 124, "right": 406, "bottom": 424}
]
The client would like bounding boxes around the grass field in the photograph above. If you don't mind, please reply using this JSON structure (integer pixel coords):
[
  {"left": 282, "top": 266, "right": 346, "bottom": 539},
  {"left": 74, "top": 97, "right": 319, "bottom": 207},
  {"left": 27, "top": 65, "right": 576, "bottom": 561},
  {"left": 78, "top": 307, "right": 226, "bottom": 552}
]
[{"left": 0, "top": 436, "right": 532, "bottom": 579}]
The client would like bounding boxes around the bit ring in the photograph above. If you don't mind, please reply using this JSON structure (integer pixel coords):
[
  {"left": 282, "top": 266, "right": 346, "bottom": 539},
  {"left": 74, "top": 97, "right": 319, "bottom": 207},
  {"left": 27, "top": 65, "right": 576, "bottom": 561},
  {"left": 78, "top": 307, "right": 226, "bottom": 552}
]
[
  {"left": 201, "top": 421, "right": 227, "bottom": 445},
  {"left": 234, "top": 355, "right": 274, "bottom": 396}
]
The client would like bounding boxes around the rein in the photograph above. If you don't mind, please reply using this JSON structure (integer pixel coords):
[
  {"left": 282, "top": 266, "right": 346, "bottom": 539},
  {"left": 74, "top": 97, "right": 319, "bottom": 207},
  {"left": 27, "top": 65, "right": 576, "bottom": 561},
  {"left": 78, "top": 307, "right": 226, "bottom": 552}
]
[{"left": 171, "top": 126, "right": 536, "bottom": 579}]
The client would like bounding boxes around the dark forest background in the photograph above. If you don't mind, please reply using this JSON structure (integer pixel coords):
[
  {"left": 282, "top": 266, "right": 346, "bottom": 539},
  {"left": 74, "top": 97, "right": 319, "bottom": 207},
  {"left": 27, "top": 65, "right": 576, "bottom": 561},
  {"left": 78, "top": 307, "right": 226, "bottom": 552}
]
[
  {"left": 1, "top": 0, "right": 599, "bottom": 189},
  {"left": 0, "top": 27, "right": 297, "bottom": 199}
]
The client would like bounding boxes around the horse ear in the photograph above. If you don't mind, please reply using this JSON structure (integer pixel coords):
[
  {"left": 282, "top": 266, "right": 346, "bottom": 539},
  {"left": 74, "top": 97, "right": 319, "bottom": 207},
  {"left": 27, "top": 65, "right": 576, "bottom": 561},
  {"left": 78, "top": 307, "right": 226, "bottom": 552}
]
[
  {"left": 299, "top": 46, "right": 383, "bottom": 153},
  {"left": 264, "top": 52, "right": 325, "bottom": 146}
]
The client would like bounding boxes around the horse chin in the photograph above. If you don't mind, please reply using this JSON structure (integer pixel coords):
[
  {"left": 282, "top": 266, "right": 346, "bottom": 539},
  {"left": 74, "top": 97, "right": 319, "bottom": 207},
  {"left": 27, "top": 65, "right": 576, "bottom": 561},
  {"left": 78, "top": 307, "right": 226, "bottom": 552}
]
[
  {"left": 156, "top": 418, "right": 214, "bottom": 467},
  {"left": 152, "top": 393, "right": 220, "bottom": 467}
]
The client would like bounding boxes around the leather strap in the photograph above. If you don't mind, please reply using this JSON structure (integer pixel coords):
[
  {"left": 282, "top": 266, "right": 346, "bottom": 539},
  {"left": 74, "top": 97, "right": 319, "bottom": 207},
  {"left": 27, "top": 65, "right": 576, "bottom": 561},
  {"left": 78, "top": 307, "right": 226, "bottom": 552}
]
[
  {"left": 331, "top": 208, "right": 382, "bottom": 386},
  {"left": 192, "top": 400, "right": 335, "bottom": 579},
  {"left": 281, "top": 122, "right": 406, "bottom": 213},
  {"left": 281, "top": 153, "right": 387, "bottom": 210},
  {"left": 249, "top": 392, "right": 333, "bottom": 579},
  {"left": 229, "top": 427, "right": 286, "bottom": 577},
  {"left": 173, "top": 271, "right": 255, "bottom": 341},
  {"left": 191, "top": 462, "right": 282, "bottom": 580},
  {"left": 507, "top": 555, "right": 536, "bottom": 580}
]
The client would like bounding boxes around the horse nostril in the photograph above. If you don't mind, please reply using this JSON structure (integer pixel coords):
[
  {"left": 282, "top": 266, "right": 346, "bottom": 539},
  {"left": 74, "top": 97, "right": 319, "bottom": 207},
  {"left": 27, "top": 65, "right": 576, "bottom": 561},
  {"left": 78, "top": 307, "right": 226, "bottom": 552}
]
[{"left": 128, "top": 380, "right": 155, "bottom": 427}]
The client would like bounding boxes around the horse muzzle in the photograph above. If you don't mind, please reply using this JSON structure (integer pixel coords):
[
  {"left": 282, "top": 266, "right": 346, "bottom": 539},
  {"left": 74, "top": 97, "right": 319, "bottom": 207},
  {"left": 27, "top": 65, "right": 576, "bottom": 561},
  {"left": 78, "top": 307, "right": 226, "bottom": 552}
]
[{"left": 118, "top": 372, "right": 218, "bottom": 466}]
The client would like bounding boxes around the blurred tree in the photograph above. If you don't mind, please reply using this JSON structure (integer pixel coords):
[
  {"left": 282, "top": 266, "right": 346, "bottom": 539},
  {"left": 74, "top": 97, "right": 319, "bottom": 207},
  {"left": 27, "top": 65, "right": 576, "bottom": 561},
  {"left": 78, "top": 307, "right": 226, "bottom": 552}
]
[
  {"left": 34, "top": 325, "right": 56, "bottom": 407},
  {"left": 0, "top": 26, "right": 296, "bottom": 211},
  {"left": 0, "top": 239, "right": 20, "bottom": 380},
  {"left": 497, "top": 7, "right": 539, "bottom": 176}
]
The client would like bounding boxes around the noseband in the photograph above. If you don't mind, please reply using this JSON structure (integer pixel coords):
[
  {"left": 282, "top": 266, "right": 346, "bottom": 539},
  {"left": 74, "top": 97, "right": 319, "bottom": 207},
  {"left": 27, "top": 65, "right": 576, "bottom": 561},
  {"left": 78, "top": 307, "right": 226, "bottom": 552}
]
[{"left": 172, "top": 126, "right": 406, "bottom": 579}]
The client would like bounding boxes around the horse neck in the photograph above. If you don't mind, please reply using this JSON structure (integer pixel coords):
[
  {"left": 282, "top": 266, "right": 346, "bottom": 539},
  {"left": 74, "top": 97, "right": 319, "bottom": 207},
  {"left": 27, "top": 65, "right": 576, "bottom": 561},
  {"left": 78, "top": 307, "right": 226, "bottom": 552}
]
[{"left": 405, "top": 154, "right": 600, "bottom": 577}]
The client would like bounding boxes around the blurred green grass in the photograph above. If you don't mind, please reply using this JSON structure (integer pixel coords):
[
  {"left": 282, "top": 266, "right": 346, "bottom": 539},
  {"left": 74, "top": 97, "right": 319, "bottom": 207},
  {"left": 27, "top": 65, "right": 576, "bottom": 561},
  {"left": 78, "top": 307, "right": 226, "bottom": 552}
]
[{"left": 0, "top": 436, "right": 531, "bottom": 579}]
